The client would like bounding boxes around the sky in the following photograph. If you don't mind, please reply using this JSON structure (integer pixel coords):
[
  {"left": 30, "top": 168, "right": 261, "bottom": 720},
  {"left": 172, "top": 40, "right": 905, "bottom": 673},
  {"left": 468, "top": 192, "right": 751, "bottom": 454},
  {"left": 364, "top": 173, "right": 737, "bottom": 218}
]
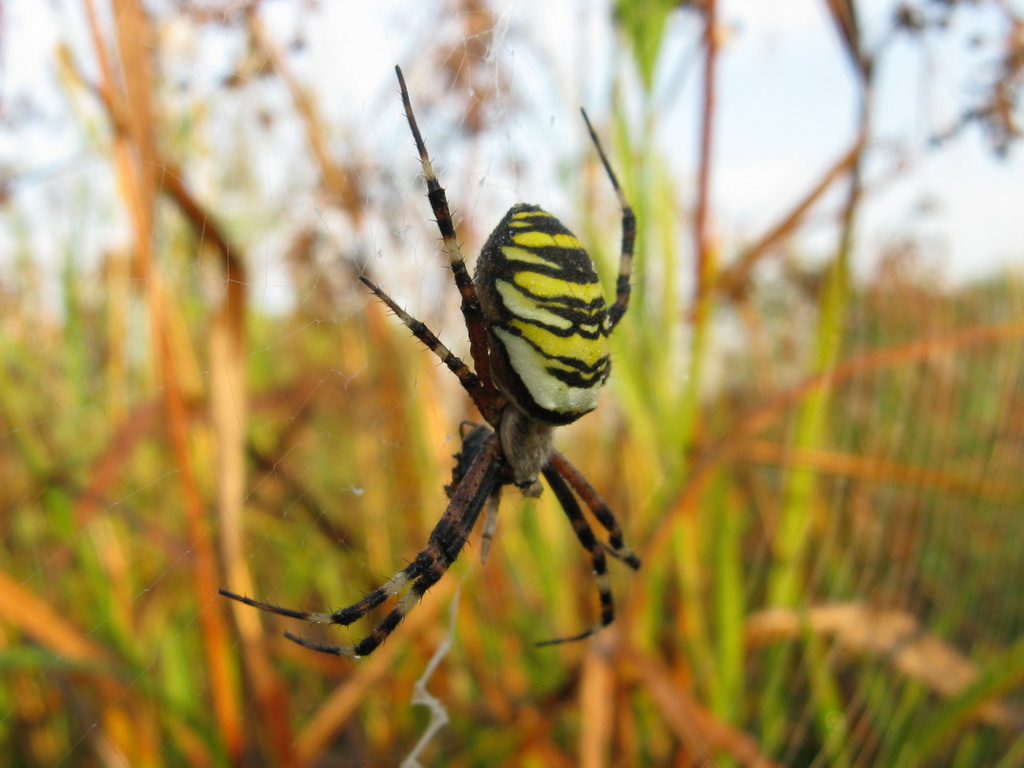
[{"left": 2, "top": 0, "right": 1021, "bottom": 299}]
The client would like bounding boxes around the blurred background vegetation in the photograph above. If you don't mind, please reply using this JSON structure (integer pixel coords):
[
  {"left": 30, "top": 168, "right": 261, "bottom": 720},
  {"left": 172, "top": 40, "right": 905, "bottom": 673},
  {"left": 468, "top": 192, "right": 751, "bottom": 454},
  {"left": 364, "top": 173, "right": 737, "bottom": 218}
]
[{"left": 1, "top": 0, "right": 1023, "bottom": 766}]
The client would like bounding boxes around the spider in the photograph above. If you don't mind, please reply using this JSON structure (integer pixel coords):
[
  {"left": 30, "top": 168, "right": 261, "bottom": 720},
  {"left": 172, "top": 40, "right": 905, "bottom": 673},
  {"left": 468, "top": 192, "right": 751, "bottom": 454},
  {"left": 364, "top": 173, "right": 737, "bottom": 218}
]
[{"left": 220, "top": 65, "right": 639, "bottom": 657}]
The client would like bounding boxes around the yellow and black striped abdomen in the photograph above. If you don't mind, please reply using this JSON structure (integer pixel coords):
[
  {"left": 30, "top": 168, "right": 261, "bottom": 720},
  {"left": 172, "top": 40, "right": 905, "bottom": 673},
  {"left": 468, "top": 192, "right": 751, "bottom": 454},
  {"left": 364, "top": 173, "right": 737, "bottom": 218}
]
[{"left": 475, "top": 204, "right": 610, "bottom": 425}]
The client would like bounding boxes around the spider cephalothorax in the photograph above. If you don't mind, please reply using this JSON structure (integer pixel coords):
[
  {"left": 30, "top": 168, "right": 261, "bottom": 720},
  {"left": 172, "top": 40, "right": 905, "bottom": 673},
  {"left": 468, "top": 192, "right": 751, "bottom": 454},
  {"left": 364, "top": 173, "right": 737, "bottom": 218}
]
[{"left": 221, "top": 65, "right": 639, "bottom": 657}]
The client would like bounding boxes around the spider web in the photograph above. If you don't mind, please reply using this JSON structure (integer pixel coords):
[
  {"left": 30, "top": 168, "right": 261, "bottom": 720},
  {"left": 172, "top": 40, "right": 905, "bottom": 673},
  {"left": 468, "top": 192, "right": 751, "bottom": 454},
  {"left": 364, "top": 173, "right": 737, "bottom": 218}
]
[{"left": 1, "top": 1, "right": 1023, "bottom": 767}]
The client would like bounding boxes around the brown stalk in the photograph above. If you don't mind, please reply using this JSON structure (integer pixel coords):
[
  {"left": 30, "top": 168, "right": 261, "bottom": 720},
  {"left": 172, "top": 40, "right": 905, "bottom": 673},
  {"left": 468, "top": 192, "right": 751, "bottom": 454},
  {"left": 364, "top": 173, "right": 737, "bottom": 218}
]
[
  {"left": 692, "top": 0, "right": 719, "bottom": 325},
  {"left": 504, "top": 680, "right": 579, "bottom": 767},
  {"left": 81, "top": 2, "right": 299, "bottom": 758},
  {"left": 822, "top": 0, "right": 869, "bottom": 81},
  {"left": 104, "top": 249, "right": 131, "bottom": 424},
  {"left": 628, "top": 649, "right": 781, "bottom": 767},
  {"left": 246, "top": 12, "right": 363, "bottom": 223},
  {"left": 734, "top": 292, "right": 778, "bottom": 395},
  {"left": 207, "top": 228, "right": 300, "bottom": 762},
  {"left": 738, "top": 439, "right": 1023, "bottom": 503},
  {"left": 578, "top": 630, "right": 617, "bottom": 768},
  {"left": 0, "top": 568, "right": 114, "bottom": 668},
  {"left": 648, "top": 319, "right": 1024, "bottom": 565},
  {"left": 162, "top": 86, "right": 298, "bottom": 768},
  {"left": 73, "top": 399, "right": 160, "bottom": 527},
  {"left": 84, "top": 0, "right": 246, "bottom": 760},
  {"left": 80, "top": 4, "right": 182, "bottom": 764},
  {"left": 711, "top": 139, "right": 862, "bottom": 307},
  {"left": 155, "top": 285, "right": 244, "bottom": 755}
]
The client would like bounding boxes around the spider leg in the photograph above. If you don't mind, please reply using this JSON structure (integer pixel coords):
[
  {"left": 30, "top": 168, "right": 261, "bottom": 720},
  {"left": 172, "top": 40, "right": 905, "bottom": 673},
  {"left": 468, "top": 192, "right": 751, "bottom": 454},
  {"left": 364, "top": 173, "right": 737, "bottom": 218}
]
[
  {"left": 394, "top": 66, "right": 500, "bottom": 421},
  {"left": 229, "top": 431, "right": 505, "bottom": 658},
  {"left": 444, "top": 421, "right": 503, "bottom": 564},
  {"left": 359, "top": 276, "right": 486, "bottom": 405},
  {"left": 535, "top": 462, "right": 616, "bottom": 647},
  {"left": 580, "top": 108, "right": 634, "bottom": 332},
  {"left": 444, "top": 421, "right": 503, "bottom": 565},
  {"left": 479, "top": 487, "right": 502, "bottom": 564},
  {"left": 547, "top": 450, "right": 641, "bottom": 569},
  {"left": 220, "top": 569, "right": 414, "bottom": 626},
  {"left": 445, "top": 422, "right": 496, "bottom": 497}
]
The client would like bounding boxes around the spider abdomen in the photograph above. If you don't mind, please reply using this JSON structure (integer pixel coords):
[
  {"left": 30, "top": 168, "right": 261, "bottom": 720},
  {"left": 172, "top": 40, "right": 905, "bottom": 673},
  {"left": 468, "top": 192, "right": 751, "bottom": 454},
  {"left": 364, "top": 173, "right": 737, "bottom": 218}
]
[{"left": 475, "top": 204, "right": 611, "bottom": 426}]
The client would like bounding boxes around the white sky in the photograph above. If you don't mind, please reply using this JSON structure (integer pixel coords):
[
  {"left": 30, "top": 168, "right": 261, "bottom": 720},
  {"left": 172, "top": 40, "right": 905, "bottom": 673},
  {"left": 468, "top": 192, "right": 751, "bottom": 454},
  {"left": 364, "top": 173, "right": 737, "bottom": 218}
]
[{"left": 2, "top": 0, "right": 1021, "bottom": 297}]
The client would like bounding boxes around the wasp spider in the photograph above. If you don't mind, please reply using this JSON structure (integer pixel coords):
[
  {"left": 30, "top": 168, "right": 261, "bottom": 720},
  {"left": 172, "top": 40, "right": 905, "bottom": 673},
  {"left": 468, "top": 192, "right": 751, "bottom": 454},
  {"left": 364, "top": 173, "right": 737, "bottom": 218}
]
[{"left": 221, "top": 66, "right": 639, "bottom": 657}]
